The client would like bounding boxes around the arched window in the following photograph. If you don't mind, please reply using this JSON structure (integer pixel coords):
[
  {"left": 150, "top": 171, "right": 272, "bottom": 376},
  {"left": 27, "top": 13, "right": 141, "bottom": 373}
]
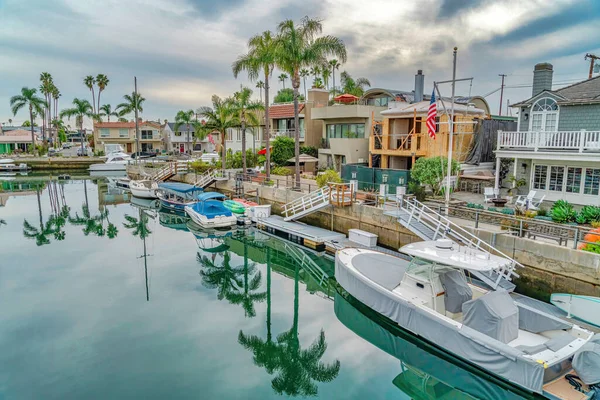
[{"left": 530, "top": 98, "right": 559, "bottom": 132}]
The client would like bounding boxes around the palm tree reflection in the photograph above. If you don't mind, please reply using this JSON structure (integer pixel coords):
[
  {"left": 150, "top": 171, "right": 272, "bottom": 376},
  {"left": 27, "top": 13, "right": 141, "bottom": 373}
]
[
  {"left": 123, "top": 208, "right": 153, "bottom": 301},
  {"left": 197, "top": 251, "right": 244, "bottom": 301},
  {"left": 226, "top": 240, "right": 267, "bottom": 318},
  {"left": 22, "top": 188, "right": 57, "bottom": 246}
]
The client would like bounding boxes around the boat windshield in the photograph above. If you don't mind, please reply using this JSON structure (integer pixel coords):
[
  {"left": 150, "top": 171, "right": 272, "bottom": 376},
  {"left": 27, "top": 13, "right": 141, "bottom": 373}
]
[{"left": 406, "top": 258, "right": 455, "bottom": 282}]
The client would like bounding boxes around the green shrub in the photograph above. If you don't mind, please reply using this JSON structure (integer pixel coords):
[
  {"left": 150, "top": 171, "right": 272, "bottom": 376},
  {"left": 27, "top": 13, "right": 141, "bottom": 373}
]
[
  {"left": 408, "top": 181, "right": 426, "bottom": 202},
  {"left": 466, "top": 203, "right": 484, "bottom": 210},
  {"left": 582, "top": 243, "right": 600, "bottom": 254},
  {"left": 316, "top": 169, "right": 342, "bottom": 188},
  {"left": 190, "top": 160, "right": 213, "bottom": 174},
  {"left": 534, "top": 215, "right": 553, "bottom": 222},
  {"left": 579, "top": 206, "right": 600, "bottom": 224},
  {"left": 271, "top": 166, "right": 292, "bottom": 176},
  {"left": 94, "top": 150, "right": 105, "bottom": 157},
  {"left": 487, "top": 207, "right": 498, "bottom": 213},
  {"left": 536, "top": 207, "right": 548, "bottom": 217},
  {"left": 271, "top": 136, "right": 295, "bottom": 167},
  {"left": 551, "top": 201, "right": 577, "bottom": 223},
  {"left": 501, "top": 208, "right": 515, "bottom": 215},
  {"left": 300, "top": 146, "right": 318, "bottom": 159},
  {"left": 411, "top": 156, "right": 460, "bottom": 196}
]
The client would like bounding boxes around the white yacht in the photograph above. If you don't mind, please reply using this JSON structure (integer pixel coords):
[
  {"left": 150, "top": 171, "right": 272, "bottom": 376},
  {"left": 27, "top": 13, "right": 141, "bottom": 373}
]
[
  {"left": 0, "top": 159, "right": 29, "bottom": 172},
  {"left": 335, "top": 239, "right": 598, "bottom": 399},
  {"left": 89, "top": 152, "right": 132, "bottom": 172},
  {"left": 129, "top": 179, "right": 159, "bottom": 199}
]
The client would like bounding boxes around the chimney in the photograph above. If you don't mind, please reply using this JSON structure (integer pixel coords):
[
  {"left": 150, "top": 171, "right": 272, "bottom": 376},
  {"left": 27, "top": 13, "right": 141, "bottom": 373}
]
[
  {"left": 532, "top": 63, "right": 553, "bottom": 96},
  {"left": 414, "top": 70, "right": 424, "bottom": 103}
]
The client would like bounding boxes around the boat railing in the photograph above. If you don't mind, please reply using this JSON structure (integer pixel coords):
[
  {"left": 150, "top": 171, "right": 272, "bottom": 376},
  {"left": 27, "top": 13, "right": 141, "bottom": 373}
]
[{"left": 283, "top": 242, "right": 332, "bottom": 300}]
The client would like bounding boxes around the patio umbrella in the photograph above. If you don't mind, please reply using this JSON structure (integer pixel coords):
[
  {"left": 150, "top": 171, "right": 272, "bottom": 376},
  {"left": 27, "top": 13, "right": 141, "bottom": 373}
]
[
  {"left": 257, "top": 147, "right": 271, "bottom": 155},
  {"left": 334, "top": 93, "right": 359, "bottom": 104},
  {"left": 287, "top": 154, "right": 319, "bottom": 163}
]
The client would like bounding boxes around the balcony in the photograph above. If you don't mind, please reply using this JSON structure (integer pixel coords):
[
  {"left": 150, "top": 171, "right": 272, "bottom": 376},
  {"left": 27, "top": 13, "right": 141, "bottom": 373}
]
[
  {"left": 311, "top": 102, "right": 386, "bottom": 120},
  {"left": 497, "top": 130, "right": 600, "bottom": 153},
  {"left": 270, "top": 129, "right": 305, "bottom": 140}
]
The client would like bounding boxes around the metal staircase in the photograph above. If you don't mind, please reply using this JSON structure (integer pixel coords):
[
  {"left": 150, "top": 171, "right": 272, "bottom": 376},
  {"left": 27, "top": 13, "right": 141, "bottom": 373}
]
[
  {"left": 284, "top": 243, "right": 332, "bottom": 300},
  {"left": 384, "top": 197, "right": 522, "bottom": 291},
  {"left": 282, "top": 186, "right": 332, "bottom": 222}
]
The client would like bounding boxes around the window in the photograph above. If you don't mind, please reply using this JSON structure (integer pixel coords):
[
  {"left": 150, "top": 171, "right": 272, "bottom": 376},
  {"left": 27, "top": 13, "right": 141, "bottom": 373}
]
[
  {"left": 119, "top": 128, "right": 128, "bottom": 138},
  {"left": 566, "top": 167, "right": 582, "bottom": 193},
  {"left": 99, "top": 128, "right": 109, "bottom": 138},
  {"left": 584, "top": 168, "right": 600, "bottom": 195},
  {"left": 533, "top": 165, "right": 547, "bottom": 190},
  {"left": 325, "top": 124, "right": 366, "bottom": 139},
  {"left": 549, "top": 166, "right": 564, "bottom": 191},
  {"left": 530, "top": 98, "right": 558, "bottom": 132},
  {"left": 141, "top": 130, "right": 154, "bottom": 140}
]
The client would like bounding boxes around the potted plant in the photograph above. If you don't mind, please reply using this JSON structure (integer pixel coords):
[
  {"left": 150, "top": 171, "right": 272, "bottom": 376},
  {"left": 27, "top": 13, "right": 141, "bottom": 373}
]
[{"left": 506, "top": 175, "right": 526, "bottom": 203}]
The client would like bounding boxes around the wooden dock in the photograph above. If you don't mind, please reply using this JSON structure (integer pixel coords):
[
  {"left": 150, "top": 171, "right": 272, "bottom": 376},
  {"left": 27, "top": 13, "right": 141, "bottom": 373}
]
[{"left": 258, "top": 215, "right": 345, "bottom": 252}]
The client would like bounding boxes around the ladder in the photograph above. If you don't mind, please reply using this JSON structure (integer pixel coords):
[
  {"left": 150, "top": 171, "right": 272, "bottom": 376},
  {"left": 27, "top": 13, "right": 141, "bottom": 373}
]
[
  {"left": 384, "top": 197, "right": 521, "bottom": 291},
  {"left": 283, "top": 242, "right": 332, "bottom": 299},
  {"left": 282, "top": 186, "right": 331, "bottom": 222}
]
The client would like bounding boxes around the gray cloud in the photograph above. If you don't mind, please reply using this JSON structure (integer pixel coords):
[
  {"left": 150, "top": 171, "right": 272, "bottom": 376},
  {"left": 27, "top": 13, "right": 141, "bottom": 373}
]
[{"left": 437, "top": 0, "right": 487, "bottom": 18}]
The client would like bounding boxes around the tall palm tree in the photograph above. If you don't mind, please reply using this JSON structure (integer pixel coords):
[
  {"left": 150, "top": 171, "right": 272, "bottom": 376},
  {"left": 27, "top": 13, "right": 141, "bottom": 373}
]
[
  {"left": 232, "top": 30, "right": 278, "bottom": 180},
  {"left": 310, "top": 65, "right": 320, "bottom": 81},
  {"left": 196, "top": 96, "right": 239, "bottom": 172},
  {"left": 60, "top": 98, "right": 94, "bottom": 155},
  {"left": 321, "top": 67, "right": 331, "bottom": 90},
  {"left": 52, "top": 86, "right": 61, "bottom": 122},
  {"left": 84, "top": 75, "right": 97, "bottom": 114},
  {"left": 230, "top": 87, "right": 263, "bottom": 173},
  {"left": 39, "top": 72, "right": 54, "bottom": 142},
  {"left": 174, "top": 109, "right": 202, "bottom": 155},
  {"left": 99, "top": 104, "right": 119, "bottom": 122},
  {"left": 225, "top": 240, "right": 266, "bottom": 317},
  {"left": 10, "top": 87, "right": 47, "bottom": 151},
  {"left": 299, "top": 69, "right": 309, "bottom": 99},
  {"left": 96, "top": 74, "right": 109, "bottom": 113},
  {"left": 278, "top": 73, "right": 288, "bottom": 89},
  {"left": 116, "top": 92, "right": 145, "bottom": 117},
  {"left": 340, "top": 71, "right": 371, "bottom": 97},
  {"left": 328, "top": 59, "right": 341, "bottom": 97},
  {"left": 275, "top": 17, "right": 347, "bottom": 188},
  {"left": 256, "top": 81, "right": 265, "bottom": 102},
  {"left": 198, "top": 251, "right": 244, "bottom": 301}
]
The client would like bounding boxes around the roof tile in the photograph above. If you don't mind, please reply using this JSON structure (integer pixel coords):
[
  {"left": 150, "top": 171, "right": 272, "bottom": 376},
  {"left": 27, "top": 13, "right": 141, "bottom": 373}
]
[{"left": 268, "top": 103, "right": 305, "bottom": 119}]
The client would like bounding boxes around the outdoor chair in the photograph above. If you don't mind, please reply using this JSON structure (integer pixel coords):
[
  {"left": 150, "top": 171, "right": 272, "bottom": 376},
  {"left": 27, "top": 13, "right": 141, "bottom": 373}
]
[
  {"left": 528, "top": 194, "right": 546, "bottom": 211},
  {"left": 484, "top": 187, "right": 495, "bottom": 203},
  {"left": 515, "top": 190, "right": 536, "bottom": 208}
]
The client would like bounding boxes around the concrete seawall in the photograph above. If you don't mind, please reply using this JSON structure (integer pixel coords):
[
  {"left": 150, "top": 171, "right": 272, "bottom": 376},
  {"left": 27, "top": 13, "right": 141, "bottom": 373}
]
[{"left": 172, "top": 173, "right": 600, "bottom": 298}]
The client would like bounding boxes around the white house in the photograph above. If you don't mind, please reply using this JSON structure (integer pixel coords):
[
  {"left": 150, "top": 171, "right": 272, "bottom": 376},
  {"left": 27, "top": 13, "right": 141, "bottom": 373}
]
[{"left": 162, "top": 122, "right": 218, "bottom": 154}]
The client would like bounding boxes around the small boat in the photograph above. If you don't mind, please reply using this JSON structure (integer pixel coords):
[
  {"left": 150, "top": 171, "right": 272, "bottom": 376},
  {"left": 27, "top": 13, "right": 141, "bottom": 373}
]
[
  {"left": 89, "top": 152, "right": 132, "bottom": 172},
  {"left": 335, "top": 239, "right": 597, "bottom": 398},
  {"left": 0, "top": 159, "right": 30, "bottom": 172},
  {"left": 185, "top": 192, "right": 237, "bottom": 229},
  {"left": 233, "top": 198, "right": 258, "bottom": 207},
  {"left": 107, "top": 176, "right": 131, "bottom": 190},
  {"left": 551, "top": 293, "right": 600, "bottom": 327},
  {"left": 130, "top": 195, "right": 159, "bottom": 211},
  {"left": 156, "top": 182, "right": 204, "bottom": 212},
  {"left": 57, "top": 174, "right": 71, "bottom": 180},
  {"left": 130, "top": 179, "right": 158, "bottom": 199},
  {"left": 223, "top": 199, "right": 246, "bottom": 215}
]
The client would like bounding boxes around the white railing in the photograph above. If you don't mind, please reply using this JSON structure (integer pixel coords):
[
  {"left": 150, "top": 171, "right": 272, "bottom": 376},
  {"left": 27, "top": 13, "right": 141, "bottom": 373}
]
[
  {"left": 270, "top": 129, "right": 306, "bottom": 139},
  {"left": 498, "top": 130, "right": 600, "bottom": 152},
  {"left": 194, "top": 170, "right": 217, "bottom": 188},
  {"left": 282, "top": 186, "right": 331, "bottom": 221}
]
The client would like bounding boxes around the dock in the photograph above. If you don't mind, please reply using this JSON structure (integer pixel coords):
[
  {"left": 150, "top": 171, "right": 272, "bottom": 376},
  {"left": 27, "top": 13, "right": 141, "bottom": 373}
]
[{"left": 258, "top": 215, "right": 345, "bottom": 252}]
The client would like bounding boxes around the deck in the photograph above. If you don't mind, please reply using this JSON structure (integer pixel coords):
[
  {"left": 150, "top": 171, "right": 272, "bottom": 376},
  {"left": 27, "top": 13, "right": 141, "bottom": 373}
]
[{"left": 258, "top": 215, "right": 345, "bottom": 252}]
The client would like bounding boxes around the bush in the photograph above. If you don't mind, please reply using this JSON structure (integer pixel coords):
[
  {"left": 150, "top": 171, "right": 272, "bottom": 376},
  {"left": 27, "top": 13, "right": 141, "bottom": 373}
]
[
  {"left": 466, "top": 203, "right": 484, "bottom": 210},
  {"left": 536, "top": 207, "right": 548, "bottom": 217},
  {"left": 534, "top": 215, "right": 553, "bottom": 222},
  {"left": 487, "top": 207, "right": 498, "bottom": 213},
  {"left": 524, "top": 210, "right": 537, "bottom": 219},
  {"left": 316, "top": 169, "right": 342, "bottom": 188},
  {"left": 579, "top": 205, "right": 600, "bottom": 224},
  {"left": 94, "top": 150, "right": 105, "bottom": 157},
  {"left": 551, "top": 200, "right": 577, "bottom": 223},
  {"left": 271, "top": 166, "right": 292, "bottom": 176},
  {"left": 411, "top": 156, "right": 460, "bottom": 196},
  {"left": 271, "top": 136, "right": 295, "bottom": 167},
  {"left": 190, "top": 160, "right": 213, "bottom": 174},
  {"left": 300, "top": 146, "right": 318, "bottom": 159},
  {"left": 501, "top": 208, "right": 515, "bottom": 215},
  {"left": 408, "top": 181, "right": 426, "bottom": 202}
]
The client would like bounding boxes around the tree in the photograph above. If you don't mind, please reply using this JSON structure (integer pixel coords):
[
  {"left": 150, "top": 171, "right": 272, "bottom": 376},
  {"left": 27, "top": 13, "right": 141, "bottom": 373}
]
[
  {"left": 99, "top": 104, "right": 119, "bottom": 122},
  {"left": 271, "top": 136, "right": 295, "bottom": 167},
  {"left": 174, "top": 109, "right": 202, "bottom": 155},
  {"left": 232, "top": 30, "right": 278, "bottom": 180},
  {"left": 116, "top": 92, "right": 145, "bottom": 117},
  {"left": 198, "top": 251, "right": 244, "bottom": 301},
  {"left": 321, "top": 66, "right": 331, "bottom": 90},
  {"left": 328, "top": 59, "right": 341, "bottom": 97},
  {"left": 273, "top": 88, "right": 304, "bottom": 104},
  {"left": 410, "top": 156, "right": 460, "bottom": 196},
  {"left": 275, "top": 16, "right": 347, "bottom": 188},
  {"left": 256, "top": 80, "right": 265, "bottom": 102},
  {"left": 39, "top": 72, "right": 54, "bottom": 142},
  {"left": 8, "top": 118, "right": 12, "bottom": 125},
  {"left": 196, "top": 96, "right": 239, "bottom": 172},
  {"left": 22, "top": 188, "right": 57, "bottom": 246},
  {"left": 96, "top": 74, "right": 109, "bottom": 114},
  {"left": 51, "top": 118, "right": 67, "bottom": 145},
  {"left": 300, "top": 68, "right": 309, "bottom": 99},
  {"left": 310, "top": 65, "right": 320, "bottom": 80},
  {"left": 278, "top": 73, "right": 288, "bottom": 89},
  {"left": 52, "top": 86, "right": 61, "bottom": 123},
  {"left": 225, "top": 240, "right": 266, "bottom": 317},
  {"left": 10, "top": 87, "right": 47, "bottom": 151},
  {"left": 230, "top": 87, "right": 263, "bottom": 173},
  {"left": 60, "top": 98, "right": 94, "bottom": 155},
  {"left": 84, "top": 75, "right": 97, "bottom": 114},
  {"left": 339, "top": 71, "right": 371, "bottom": 97},
  {"left": 312, "top": 77, "right": 324, "bottom": 89},
  {"left": 69, "top": 204, "right": 104, "bottom": 237}
]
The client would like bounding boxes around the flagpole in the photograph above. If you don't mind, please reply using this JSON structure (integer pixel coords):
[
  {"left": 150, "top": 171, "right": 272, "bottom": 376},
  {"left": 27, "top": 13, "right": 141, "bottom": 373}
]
[{"left": 445, "top": 47, "right": 458, "bottom": 213}]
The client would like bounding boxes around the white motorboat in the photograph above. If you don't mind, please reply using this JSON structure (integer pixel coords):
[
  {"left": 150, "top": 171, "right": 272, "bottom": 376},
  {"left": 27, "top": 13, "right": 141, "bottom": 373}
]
[
  {"left": 184, "top": 192, "right": 237, "bottom": 229},
  {"left": 129, "top": 179, "right": 159, "bottom": 199},
  {"left": 551, "top": 293, "right": 600, "bottom": 328},
  {"left": 0, "top": 159, "right": 29, "bottom": 172},
  {"left": 89, "top": 152, "right": 131, "bottom": 172},
  {"left": 335, "top": 239, "right": 598, "bottom": 399}
]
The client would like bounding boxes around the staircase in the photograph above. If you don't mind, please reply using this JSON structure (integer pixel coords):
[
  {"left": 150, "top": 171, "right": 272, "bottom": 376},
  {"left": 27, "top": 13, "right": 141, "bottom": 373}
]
[
  {"left": 284, "top": 243, "right": 332, "bottom": 300},
  {"left": 282, "top": 186, "right": 331, "bottom": 222},
  {"left": 194, "top": 170, "right": 218, "bottom": 189},
  {"left": 152, "top": 163, "right": 176, "bottom": 182},
  {"left": 384, "top": 197, "right": 521, "bottom": 291}
]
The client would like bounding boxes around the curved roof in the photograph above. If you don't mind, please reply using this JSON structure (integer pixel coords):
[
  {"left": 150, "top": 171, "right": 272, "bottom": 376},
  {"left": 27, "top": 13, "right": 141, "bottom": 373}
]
[
  {"left": 361, "top": 88, "right": 415, "bottom": 102},
  {"left": 197, "top": 192, "right": 227, "bottom": 201},
  {"left": 158, "top": 182, "right": 203, "bottom": 194}
]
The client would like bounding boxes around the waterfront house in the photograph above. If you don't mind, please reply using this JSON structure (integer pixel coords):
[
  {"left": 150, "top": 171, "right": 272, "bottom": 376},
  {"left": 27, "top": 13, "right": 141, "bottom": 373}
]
[
  {"left": 496, "top": 63, "right": 600, "bottom": 206},
  {"left": 0, "top": 129, "right": 39, "bottom": 154},
  {"left": 162, "top": 122, "right": 218, "bottom": 154},
  {"left": 93, "top": 120, "right": 162, "bottom": 154}
]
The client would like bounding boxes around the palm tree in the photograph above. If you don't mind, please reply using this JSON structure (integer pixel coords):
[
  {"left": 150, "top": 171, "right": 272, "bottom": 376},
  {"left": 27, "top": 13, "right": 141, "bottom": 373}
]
[
  {"left": 99, "top": 104, "right": 119, "bottom": 122},
  {"left": 39, "top": 72, "right": 54, "bottom": 142},
  {"left": 225, "top": 240, "right": 266, "bottom": 317},
  {"left": 230, "top": 87, "right": 263, "bottom": 173},
  {"left": 310, "top": 65, "right": 320, "bottom": 81},
  {"left": 232, "top": 30, "right": 278, "bottom": 180},
  {"left": 124, "top": 209, "right": 153, "bottom": 300},
  {"left": 340, "top": 71, "right": 371, "bottom": 97},
  {"left": 117, "top": 117, "right": 129, "bottom": 123},
  {"left": 328, "top": 59, "right": 341, "bottom": 97},
  {"left": 7, "top": 118, "right": 12, "bottom": 125},
  {"left": 174, "top": 110, "right": 202, "bottom": 155},
  {"left": 52, "top": 86, "right": 61, "bottom": 122},
  {"left": 116, "top": 92, "right": 145, "bottom": 117},
  {"left": 10, "top": 87, "right": 47, "bottom": 151},
  {"left": 22, "top": 188, "right": 57, "bottom": 246},
  {"left": 299, "top": 69, "right": 309, "bottom": 99},
  {"left": 69, "top": 204, "right": 104, "bottom": 237},
  {"left": 60, "top": 98, "right": 94, "bottom": 155},
  {"left": 198, "top": 251, "right": 245, "bottom": 301},
  {"left": 51, "top": 118, "right": 67, "bottom": 145},
  {"left": 84, "top": 75, "right": 97, "bottom": 114},
  {"left": 278, "top": 73, "right": 288, "bottom": 89},
  {"left": 275, "top": 17, "right": 347, "bottom": 188},
  {"left": 196, "top": 96, "right": 239, "bottom": 172},
  {"left": 96, "top": 74, "right": 109, "bottom": 113},
  {"left": 321, "top": 66, "right": 331, "bottom": 90},
  {"left": 256, "top": 81, "right": 265, "bottom": 102}
]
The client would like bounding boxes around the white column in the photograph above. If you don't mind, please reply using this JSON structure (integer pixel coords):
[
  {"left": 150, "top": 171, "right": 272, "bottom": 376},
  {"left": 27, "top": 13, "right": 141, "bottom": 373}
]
[
  {"left": 495, "top": 156, "right": 501, "bottom": 196},
  {"left": 513, "top": 158, "right": 519, "bottom": 189}
]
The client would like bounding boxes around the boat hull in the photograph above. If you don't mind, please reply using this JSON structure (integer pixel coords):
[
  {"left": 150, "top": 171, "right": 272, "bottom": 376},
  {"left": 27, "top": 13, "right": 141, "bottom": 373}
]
[
  {"left": 159, "top": 199, "right": 187, "bottom": 212},
  {"left": 89, "top": 164, "right": 127, "bottom": 172},
  {"left": 551, "top": 293, "right": 600, "bottom": 327},
  {"left": 131, "top": 187, "right": 157, "bottom": 199},
  {"left": 185, "top": 206, "right": 237, "bottom": 228}
]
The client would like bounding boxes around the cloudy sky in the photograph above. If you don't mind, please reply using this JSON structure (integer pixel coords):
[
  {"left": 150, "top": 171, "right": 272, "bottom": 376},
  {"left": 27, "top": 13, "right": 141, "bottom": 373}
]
[{"left": 1, "top": 0, "right": 599, "bottom": 127}]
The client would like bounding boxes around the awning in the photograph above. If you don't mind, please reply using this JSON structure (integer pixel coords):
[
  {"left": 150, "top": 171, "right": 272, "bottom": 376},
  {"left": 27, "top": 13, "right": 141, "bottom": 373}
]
[
  {"left": 287, "top": 154, "right": 319, "bottom": 163},
  {"left": 334, "top": 93, "right": 359, "bottom": 103}
]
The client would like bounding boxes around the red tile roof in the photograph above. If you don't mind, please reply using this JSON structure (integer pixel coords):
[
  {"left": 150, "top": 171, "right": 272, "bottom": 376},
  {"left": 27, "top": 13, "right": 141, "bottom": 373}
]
[
  {"left": 268, "top": 103, "right": 305, "bottom": 119},
  {"left": 94, "top": 122, "right": 135, "bottom": 128}
]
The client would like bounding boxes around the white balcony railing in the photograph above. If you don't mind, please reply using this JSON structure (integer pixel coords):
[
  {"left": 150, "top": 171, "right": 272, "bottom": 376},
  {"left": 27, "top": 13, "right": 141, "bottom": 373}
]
[
  {"left": 497, "top": 130, "right": 600, "bottom": 153},
  {"left": 270, "top": 129, "right": 305, "bottom": 139}
]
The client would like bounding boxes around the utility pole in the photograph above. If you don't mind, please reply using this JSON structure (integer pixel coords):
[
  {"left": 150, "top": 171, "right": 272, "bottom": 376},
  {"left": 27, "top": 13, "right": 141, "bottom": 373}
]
[
  {"left": 585, "top": 53, "right": 599, "bottom": 79},
  {"left": 134, "top": 77, "right": 140, "bottom": 160},
  {"left": 445, "top": 47, "right": 458, "bottom": 212},
  {"left": 498, "top": 74, "right": 507, "bottom": 116}
]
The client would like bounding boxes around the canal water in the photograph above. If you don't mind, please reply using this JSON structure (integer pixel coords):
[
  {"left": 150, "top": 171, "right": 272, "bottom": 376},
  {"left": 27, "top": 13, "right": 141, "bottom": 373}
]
[{"left": 0, "top": 178, "right": 522, "bottom": 399}]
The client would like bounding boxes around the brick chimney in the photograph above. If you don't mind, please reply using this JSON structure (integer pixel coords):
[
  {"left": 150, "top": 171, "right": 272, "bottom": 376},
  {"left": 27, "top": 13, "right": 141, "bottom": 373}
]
[
  {"left": 414, "top": 70, "right": 424, "bottom": 102},
  {"left": 532, "top": 63, "right": 553, "bottom": 96}
]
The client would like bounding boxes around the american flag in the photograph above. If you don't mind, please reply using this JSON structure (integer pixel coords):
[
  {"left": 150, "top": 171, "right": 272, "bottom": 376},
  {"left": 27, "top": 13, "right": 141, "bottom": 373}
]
[{"left": 427, "top": 89, "right": 437, "bottom": 139}]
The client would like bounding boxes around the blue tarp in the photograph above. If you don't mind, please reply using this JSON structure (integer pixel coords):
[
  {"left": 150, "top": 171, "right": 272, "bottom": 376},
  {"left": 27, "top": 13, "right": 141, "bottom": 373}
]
[
  {"left": 189, "top": 201, "right": 233, "bottom": 219},
  {"left": 158, "top": 182, "right": 203, "bottom": 194},
  {"left": 197, "top": 192, "right": 227, "bottom": 201}
]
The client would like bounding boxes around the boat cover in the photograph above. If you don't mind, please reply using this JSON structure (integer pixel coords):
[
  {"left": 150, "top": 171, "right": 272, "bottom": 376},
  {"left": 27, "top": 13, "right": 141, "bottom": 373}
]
[
  {"left": 572, "top": 341, "right": 600, "bottom": 385},
  {"left": 516, "top": 303, "right": 572, "bottom": 333},
  {"left": 158, "top": 182, "right": 202, "bottom": 194},
  {"left": 462, "top": 290, "right": 519, "bottom": 344},
  {"left": 197, "top": 192, "right": 226, "bottom": 201},
  {"left": 335, "top": 251, "right": 545, "bottom": 393},
  {"left": 439, "top": 270, "right": 472, "bottom": 313}
]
